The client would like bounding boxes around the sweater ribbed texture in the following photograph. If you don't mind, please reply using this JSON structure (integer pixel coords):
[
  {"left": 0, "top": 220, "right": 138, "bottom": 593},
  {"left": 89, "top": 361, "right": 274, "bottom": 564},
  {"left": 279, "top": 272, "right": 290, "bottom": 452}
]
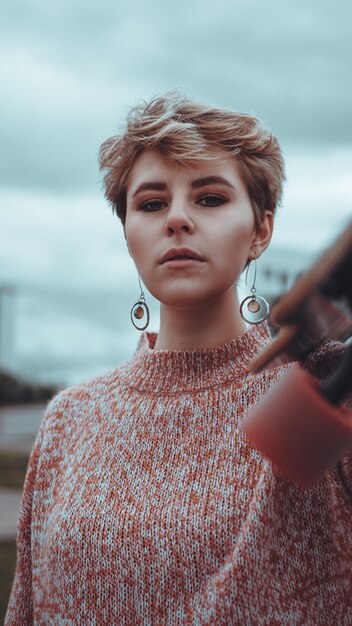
[{"left": 5, "top": 322, "right": 352, "bottom": 625}]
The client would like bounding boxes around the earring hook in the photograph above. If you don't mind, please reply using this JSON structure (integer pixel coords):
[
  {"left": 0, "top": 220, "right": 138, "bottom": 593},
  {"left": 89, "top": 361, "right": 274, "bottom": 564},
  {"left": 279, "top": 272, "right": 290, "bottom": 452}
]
[
  {"left": 138, "top": 274, "right": 145, "bottom": 301},
  {"left": 245, "top": 256, "right": 257, "bottom": 294}
]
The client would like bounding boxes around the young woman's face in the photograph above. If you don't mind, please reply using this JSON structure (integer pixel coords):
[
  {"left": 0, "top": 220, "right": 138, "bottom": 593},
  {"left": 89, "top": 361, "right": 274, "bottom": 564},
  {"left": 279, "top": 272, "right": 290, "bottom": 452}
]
[{"left": 125, "top": 149, "right": 270, "bottom": 308}]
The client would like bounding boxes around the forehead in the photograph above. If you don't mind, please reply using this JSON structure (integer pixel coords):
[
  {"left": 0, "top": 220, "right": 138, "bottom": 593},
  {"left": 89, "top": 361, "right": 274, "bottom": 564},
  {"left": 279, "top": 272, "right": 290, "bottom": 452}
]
[{"left": 126, "top": 149, "right": 247, "bottom": 194}]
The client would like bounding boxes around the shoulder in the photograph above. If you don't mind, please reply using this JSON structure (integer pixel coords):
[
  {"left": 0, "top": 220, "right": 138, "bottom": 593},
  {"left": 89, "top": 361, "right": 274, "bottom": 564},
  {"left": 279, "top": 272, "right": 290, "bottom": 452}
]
[{"left": 40, "top": 365, "right": 125, "bottom": 431}]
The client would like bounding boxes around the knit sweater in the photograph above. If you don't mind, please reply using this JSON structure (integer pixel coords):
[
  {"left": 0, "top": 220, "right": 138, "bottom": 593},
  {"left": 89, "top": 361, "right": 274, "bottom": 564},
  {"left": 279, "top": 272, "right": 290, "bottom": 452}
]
[{"left": 5, "top": 322, "right": 352, "bottom": 625}]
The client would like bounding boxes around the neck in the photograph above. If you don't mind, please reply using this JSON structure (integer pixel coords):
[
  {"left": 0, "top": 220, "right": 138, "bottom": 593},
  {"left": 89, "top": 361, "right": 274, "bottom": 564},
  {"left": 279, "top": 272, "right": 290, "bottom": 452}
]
[{"left": 154, "top": 288, "right": 247, "bottom": 351}]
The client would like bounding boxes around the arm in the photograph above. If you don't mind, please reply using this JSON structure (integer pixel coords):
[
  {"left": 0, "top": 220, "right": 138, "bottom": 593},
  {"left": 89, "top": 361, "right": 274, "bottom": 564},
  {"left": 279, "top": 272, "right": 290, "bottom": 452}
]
[
  {"left": 243, "top": 339, "right": 352, "bottom": 490},
  {"left": 303, "top": 340, "right": 352, "bottom": 496}
]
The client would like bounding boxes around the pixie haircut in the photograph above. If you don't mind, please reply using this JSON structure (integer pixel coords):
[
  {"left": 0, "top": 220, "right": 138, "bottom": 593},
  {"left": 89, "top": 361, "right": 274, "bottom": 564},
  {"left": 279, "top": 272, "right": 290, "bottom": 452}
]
[{"left": 99, "top": 91, "right": 285, "bottom": 230}]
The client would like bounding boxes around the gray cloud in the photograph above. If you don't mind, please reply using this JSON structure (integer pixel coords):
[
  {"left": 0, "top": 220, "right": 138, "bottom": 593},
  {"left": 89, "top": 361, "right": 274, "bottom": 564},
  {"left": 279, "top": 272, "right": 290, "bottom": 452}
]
[{"left": 1, "top": 0, "right": 351, "bottom": 193}]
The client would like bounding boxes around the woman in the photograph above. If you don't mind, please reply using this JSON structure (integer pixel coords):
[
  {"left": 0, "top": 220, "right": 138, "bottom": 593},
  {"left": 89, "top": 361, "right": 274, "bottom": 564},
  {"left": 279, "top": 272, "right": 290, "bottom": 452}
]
[{"left": 6, "top": 92, "right": 351, "bottom": 625}]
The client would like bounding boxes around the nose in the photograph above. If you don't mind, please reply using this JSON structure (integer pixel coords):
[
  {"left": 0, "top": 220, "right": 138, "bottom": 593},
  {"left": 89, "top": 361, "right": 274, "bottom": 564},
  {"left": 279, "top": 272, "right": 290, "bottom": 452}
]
[{"left": 164, "top": 199, "right": 195, "bottom": 236}]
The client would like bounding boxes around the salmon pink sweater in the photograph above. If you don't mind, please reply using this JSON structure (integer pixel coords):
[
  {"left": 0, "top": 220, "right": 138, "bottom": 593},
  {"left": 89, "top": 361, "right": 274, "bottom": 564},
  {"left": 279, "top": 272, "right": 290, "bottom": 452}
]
[{"left": 5, "top": 322, "right": 352, "bottom": 625}]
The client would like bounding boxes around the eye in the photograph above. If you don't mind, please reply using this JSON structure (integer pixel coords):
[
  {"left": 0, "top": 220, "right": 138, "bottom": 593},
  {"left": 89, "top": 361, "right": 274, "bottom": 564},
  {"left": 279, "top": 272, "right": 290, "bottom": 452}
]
[
  {"left": 198, "top": 194, "right": 227, "bottom": 207},
  {"left": 138, "top": 199, "right": 167, "bottom": 212}
]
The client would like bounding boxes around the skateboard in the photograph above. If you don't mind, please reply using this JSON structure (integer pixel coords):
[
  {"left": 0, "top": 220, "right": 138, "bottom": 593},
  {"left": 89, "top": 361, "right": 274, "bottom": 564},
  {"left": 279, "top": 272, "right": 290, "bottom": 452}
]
[
  {"left": 249, "top": 221, "right": 352, "bottom": 373},
  {"left": 242, "top": 222, "right": 352, "bottom": 488}
]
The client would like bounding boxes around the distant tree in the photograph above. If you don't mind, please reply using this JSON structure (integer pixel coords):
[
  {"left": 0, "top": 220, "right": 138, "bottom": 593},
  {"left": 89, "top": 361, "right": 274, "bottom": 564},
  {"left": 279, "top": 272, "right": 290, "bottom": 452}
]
[{"left": 0, "top": 369, "right": 59, "bottom": 405}]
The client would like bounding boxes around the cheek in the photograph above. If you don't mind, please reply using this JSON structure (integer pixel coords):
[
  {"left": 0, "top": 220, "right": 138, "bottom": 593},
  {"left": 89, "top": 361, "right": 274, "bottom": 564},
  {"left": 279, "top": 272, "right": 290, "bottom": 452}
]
[
  {"left": 124, "top": 219, "right": 144, "bottom": 262},
  {"left": 126, "top": 234, "right": 143, "bottom": 260},
  {"left": 124, "top": 221, "right": 154, "bottom": 282},
  {"left": 213, "top": 222, "right": 254, "bottom": 282},
  {"left": 219, "top": 213, "right": 254, "bottom": 257}
]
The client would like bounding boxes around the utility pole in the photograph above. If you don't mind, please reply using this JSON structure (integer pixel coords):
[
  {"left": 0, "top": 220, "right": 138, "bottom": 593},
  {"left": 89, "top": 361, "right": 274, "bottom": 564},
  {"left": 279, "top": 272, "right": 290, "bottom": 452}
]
[{"left": 0, "top": 285, "right": 15, "bottom": 368}]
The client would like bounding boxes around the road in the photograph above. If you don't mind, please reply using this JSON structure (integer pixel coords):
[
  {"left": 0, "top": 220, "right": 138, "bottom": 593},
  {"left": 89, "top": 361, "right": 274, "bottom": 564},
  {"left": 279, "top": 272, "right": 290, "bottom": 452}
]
[
  {"left": 0, "top": 403, "right": 47, "bottom": 539},
  {"left": 0, "top": 487, "right": 22, "bottom": 540},
  {"left": 0, "top": 403, "right": 46, "bottom": 451}
]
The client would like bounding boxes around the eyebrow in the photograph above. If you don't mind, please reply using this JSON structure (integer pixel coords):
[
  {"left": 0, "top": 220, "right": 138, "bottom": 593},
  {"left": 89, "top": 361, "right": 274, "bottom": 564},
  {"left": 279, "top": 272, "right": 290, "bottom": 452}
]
[{"left": 131, "top": 176, "right": 236, "bottom": 198}]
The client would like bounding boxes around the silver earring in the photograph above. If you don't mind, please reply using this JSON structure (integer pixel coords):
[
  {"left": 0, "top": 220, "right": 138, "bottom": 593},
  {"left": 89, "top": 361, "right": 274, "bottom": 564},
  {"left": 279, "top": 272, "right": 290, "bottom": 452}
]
[
  {"left": 239, "top": 256, "right": 269, "bottom": 324},
  {"left": 131, "top": 275, "right": 150, "bottom": 331}
]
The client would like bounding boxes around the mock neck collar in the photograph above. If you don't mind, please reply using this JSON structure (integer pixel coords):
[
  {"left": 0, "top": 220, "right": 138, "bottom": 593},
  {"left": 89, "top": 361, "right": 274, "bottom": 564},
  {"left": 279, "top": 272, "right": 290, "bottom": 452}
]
[{"left": 119, "top": 322, "right": 271, "bottom": 395}]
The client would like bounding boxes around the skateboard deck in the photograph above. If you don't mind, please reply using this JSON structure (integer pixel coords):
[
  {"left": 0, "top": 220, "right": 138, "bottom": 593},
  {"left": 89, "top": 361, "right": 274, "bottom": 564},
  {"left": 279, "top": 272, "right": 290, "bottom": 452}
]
[{"left": 249, "top": 222, "right": 352, "bottom": 373}]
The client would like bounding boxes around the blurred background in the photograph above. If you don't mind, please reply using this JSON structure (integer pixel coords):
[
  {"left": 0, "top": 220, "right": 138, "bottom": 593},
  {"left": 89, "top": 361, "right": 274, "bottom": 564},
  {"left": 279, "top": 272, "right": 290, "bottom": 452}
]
[
  {"left": 1, "top": 0, "right": 352, "bottom": 393},
  {"left": 0, "top": 0, "right": 351, "bottom": 615}
]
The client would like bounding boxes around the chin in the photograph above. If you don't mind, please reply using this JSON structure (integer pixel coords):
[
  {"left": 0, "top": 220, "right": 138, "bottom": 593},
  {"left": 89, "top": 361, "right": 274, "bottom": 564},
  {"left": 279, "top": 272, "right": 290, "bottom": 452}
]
[{"left": 153, "top": 284, "right": 230, "bottom": 309}]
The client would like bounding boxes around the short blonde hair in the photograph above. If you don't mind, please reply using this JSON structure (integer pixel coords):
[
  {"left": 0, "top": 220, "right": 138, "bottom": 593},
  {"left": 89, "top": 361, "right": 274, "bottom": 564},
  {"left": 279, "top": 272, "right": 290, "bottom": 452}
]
[{"left": 99, "top": 91, "right": 285, "bottom": 230}]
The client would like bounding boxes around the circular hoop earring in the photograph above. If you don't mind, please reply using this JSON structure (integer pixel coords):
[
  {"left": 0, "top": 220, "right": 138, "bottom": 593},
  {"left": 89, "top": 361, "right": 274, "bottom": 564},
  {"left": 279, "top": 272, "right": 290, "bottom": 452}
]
[
  {"left": 130, "top": 275, "right": 150, "bottom": 331},
  {"left": 239, "top": 256, "right": 269, "bottom": 325}
]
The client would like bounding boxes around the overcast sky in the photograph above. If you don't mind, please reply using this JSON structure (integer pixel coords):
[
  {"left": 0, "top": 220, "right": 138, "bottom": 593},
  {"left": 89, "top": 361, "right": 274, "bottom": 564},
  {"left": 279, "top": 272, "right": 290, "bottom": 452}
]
[{"left": 0, "top": 0, "right": 351, "bottom": 385}]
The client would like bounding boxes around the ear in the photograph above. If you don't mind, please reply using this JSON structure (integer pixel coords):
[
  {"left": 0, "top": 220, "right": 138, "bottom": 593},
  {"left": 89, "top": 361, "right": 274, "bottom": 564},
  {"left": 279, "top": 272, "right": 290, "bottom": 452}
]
[{"left": 249, "top": 211, "right": 274, "bottom": 260}]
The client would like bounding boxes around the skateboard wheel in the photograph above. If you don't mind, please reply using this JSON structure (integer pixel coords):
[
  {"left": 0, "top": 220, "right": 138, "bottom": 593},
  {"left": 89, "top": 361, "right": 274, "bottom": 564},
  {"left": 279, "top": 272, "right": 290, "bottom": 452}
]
[{"left": 242, "top": 365, "right": 352, "bottom": 488}]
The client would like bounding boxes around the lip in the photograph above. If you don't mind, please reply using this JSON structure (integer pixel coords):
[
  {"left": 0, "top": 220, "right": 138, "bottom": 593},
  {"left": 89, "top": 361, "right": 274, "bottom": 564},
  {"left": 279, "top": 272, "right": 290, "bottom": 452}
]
[
  {"left": 162, "top": 258, "right": 204, "bottom": 269},
  {"left": 159, "top": 247, "right": 205, "bottom": 264}
]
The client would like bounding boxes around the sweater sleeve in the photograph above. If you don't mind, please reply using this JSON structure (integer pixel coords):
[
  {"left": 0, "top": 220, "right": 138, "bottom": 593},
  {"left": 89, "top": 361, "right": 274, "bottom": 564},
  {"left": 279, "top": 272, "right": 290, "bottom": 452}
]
[
  {"left": 301, "top": 338, "right": 352, "bottom": 410},
  {"left": 301, "top": 338, "right": 350, "bottom": 380},
  {"left": 5, "top": 405, "right": 46, "bottom": 625}
]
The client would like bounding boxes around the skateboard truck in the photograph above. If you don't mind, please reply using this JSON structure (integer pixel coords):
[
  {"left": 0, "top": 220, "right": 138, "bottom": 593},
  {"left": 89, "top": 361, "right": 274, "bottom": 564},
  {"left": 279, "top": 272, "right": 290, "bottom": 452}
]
[{"left": 242, "top": 222, "right": 352, "bottom": 488}]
